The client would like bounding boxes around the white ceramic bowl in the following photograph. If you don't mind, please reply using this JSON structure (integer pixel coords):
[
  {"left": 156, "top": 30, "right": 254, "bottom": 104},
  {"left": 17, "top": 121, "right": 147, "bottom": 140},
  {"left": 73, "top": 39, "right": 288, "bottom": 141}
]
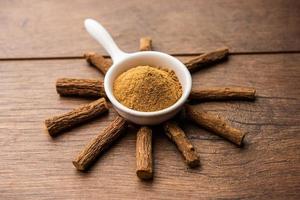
[{"left": 85, "top": 19, "right": 192, "bottom": 125}]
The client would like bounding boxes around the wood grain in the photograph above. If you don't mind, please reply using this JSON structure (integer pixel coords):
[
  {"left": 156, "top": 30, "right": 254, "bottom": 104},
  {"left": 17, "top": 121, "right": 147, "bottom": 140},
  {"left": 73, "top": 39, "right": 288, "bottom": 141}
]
[
  {"left": 0, "top": 54, "right": 299, "bottom": 199},
  {"left": 0, "top": 0, "right": 299, "bottom": 58}
]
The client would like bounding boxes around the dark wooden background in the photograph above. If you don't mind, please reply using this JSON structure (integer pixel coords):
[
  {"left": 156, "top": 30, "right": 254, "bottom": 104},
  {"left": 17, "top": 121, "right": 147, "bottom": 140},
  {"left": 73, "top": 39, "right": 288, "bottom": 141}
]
[{"left": 0, "top": 0, "right": 299, "bottom": 199}]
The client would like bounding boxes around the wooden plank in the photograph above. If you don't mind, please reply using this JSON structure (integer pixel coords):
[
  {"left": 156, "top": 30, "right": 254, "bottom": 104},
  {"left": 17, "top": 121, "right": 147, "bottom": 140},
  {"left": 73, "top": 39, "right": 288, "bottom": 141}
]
[
  {"left": 0, "top": 54, "right": 299, "bottom": 199},
  {"left": 0, "top": 0, "right": 299, "bottom": 59}
]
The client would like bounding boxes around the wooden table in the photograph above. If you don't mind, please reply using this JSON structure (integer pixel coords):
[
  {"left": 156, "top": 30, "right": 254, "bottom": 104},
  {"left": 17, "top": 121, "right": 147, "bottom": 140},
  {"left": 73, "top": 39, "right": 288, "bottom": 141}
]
[{"left": 1, "top": 0, "right": 299, "bottom": 199}]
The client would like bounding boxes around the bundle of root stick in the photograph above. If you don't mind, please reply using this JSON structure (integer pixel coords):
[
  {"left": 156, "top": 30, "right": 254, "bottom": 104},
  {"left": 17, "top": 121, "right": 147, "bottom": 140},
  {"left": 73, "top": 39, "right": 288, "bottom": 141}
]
[{"left": 45, "top": 37, "right": 256, "bottom": 180}]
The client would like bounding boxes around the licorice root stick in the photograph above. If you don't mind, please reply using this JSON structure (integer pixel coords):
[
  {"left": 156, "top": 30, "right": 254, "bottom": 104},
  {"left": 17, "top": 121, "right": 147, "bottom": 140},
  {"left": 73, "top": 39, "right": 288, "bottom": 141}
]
[
  {"left": 185, "top": 105, "right": 246, "bottom": 146},
  {"left": 84, "top": 52, "right": 112, "bottom": 75},
  {"left": 139, "top": 37, "right": 152, "bottom": 51},
  {"left": 163, "top": 121, "right": 200, "bottom": 168},
  {"left": 73, "top": 116, "right": 128, "bottom": 171},
  {"left": 134, "top": 37, "right": 154, "bottom": 179},
  {"left": 184, "top": 47, "right": 229, "bottom": 72},
  {"left": 136, "top": 126, "right": 153, "bottom": 179},
  {"left": 56, "top": 78, "right": 105, "bottom": 98},
  {"left": 45, "top": 98, "right": 108, "bottom": 137},
  {"left": 189, "top": 87, "right": 256, "bottom": 101}
]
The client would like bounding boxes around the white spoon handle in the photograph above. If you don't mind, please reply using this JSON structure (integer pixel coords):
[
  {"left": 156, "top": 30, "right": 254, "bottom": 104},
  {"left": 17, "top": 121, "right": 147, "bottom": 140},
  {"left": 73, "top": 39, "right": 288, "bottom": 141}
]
[{"left": 84, "top": 18, "right": 128, "bottom": 63}]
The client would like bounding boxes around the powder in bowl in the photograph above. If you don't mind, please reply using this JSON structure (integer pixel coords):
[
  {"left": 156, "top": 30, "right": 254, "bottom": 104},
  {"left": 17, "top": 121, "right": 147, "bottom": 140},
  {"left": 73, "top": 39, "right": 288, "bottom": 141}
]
[{"left": 113, "top": 66, "right": 182, "bottom": 112}]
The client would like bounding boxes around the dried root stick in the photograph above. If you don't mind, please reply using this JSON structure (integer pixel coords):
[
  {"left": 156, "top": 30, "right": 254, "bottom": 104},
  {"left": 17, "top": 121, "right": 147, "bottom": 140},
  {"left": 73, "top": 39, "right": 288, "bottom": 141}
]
[
  {"left": 189, "top": 87, "right": 256, "bottom": 101},
  {"left": 185, "top": 47, "right": 229, "bottom": 72},
  {"left": 185, "top": 105, "right": 246, "bottom": 146},
  {"left": 56, "top": 78, "right": 105, "bottom": 98},
  {"left": 73, "top": 116, "right": 128, "bottom": 171},
  {"left": 136, "top": 126, "right": 153, "bottom": 179},
  {"left": 84, "top": 52, "right": 112, "bottom": 75},
  {"left": 45, "top": 98, "right": 108, "bottom": 137},
  {"left": 163, "top": 121, "right": 200, "bottom": 168}
]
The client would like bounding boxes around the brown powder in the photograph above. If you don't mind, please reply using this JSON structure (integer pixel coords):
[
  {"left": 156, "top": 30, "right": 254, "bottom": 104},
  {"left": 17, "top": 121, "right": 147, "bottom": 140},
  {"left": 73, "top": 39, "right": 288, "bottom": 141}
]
[{"left": 113, "top": 66, "right": 182, "bottom": 112}]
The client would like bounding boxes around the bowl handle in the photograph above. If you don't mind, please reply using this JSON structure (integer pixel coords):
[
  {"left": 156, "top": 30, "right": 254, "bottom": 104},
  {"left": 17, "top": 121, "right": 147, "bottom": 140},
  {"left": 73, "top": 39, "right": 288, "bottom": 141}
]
[{"left": 84, "top": 18, "right": 128, "bottom": 63}]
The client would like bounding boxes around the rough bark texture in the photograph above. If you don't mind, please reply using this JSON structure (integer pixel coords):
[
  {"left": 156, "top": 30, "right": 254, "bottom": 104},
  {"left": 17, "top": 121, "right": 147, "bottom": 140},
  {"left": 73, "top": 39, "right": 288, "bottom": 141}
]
[
  {"left": 45, "top": 98, "right": 108, "bottom": 137},
  {"left": 189, "top": 87, "right": 256, "bottom": 101},
  {"left": 136, "top": 126, "right": 153, "bottom": 179},
  {"left": 185, "top": 105, "right": 246, "bottom": 146},
  {"left": 184, "top": 47, "right": 229, "bottom": 72},
  {"left": 84, "top": 52, "right": 112, "bottom": 75},
  {"left": 139, "top": 37, "right": 152, "bottom": 51},
  {"left": 56, "top": 78, "right": 105, "bottom": 98},
  {"left": 163, "top": 121, "right": 200, "bottom": 168},
  {"left": 73, "top": 116, "right": 128, "bottom": 171}
]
